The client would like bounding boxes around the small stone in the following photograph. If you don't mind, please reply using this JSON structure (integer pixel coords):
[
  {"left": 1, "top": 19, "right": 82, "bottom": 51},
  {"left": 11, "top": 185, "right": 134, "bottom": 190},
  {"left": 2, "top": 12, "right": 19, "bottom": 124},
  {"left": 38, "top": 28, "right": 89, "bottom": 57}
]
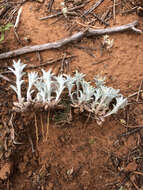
[
  {"left": 4, "top": 150, "right": 12, "bottom": 158},
  {"left": 0, "top": 162, "right": 13, "bottom": 180},
  {"left": 27, "top": 170, "right": 32, "bottom": 177},
  {"left": 46, "top": 182, "right": 53, "bottom": 190},
  {"left": 18, "top": 162, "right": 26, "bottom": 174},
  {"left": 124, "top": 161, "right": 137, "bottom": 172},
  {"left": 23, "top": 36, "right": 31, "bottom": 43}
]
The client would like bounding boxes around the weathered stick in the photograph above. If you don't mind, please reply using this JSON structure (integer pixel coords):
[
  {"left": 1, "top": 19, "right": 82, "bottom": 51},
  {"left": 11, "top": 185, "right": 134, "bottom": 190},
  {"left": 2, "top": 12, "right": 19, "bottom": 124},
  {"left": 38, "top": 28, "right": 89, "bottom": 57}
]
[
  {"left": 14, "top": 6, "right": 23, "bottom": 29},
  {"left": 82, "top": 0, "right": 104, "bottom": 17},
  {"left": 40, "top": 4, "right": 85, "bottom": 20},
  {"left": 0, "top": 21, "right": 141, "bottom": 60}
]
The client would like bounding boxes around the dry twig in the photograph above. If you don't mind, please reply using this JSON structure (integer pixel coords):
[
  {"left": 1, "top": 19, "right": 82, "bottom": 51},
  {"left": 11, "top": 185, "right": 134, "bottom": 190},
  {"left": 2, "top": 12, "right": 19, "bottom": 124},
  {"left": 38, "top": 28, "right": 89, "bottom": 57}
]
[
  {"left": 40, "top": 4, "right": 85, "bottom": 20},
  {"left": 47, "top": 0, "right": 54, "bottom": 12},
  {"left": 46, "top": 110, "right": 50, "bottom": 140},
  {"left": 92, "top": 57, "right": 110, "bottom": 65},
  {"left": 92, "top": 13, "right": 109, "bottom": 26},
  {"left": 26, "top": 55, "right": 75, "bottom": 69},
  {"left": 128, "top": 90, "right": 143, "bottom": 98},
  {"left": 113, "top": 0, "right": 116, "bottom": 24},
  {"left": 0, "top": 74, "right": 13, "bottom": 83},
  {"left": 0, "top": 21, "right": 141, "bottom": 59},
  {"left": 34, "top": 114, "right": 39, "bottom": 145},
  {"left": 73, "top": 44, "right": 96, "bottom": 58},
  {"left": 28, "top": 133, "right": 35, "bottom": 153},
  {"left": 136, "top": 80, "right": 143, "bottom": 102},
  {"left": 118, "top": 126, "right": 143, "bottom": 138},
  {"left": 14, "top": 6, "right": 23, "bottom": 29},
  {"left": 40, "top": 114, "right": 44, "bottom": 140},
  {"left": 82, "top": 0, "right": 104, "bottom": 17}
]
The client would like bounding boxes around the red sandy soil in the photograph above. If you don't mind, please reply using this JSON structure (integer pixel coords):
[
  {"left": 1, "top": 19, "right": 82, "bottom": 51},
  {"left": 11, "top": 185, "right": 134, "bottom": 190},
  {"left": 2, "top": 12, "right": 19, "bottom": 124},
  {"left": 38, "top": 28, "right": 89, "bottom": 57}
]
[{"left": 0, "top": 0, "right": 143, "bottom": 190}]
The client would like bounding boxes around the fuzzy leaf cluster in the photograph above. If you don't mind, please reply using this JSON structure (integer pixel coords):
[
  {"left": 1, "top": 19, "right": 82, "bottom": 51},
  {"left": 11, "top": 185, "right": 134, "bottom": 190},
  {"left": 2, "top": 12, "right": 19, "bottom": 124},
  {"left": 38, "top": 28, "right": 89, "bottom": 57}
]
[
  {"left": 65, "top": 73, "right": 127, "bottom": 125},
  {"left": 9, "top": 60, "right": 127, "bottom": 125},
  {"left": 9, "top": 60, "right": 66, "bottom": 111}
]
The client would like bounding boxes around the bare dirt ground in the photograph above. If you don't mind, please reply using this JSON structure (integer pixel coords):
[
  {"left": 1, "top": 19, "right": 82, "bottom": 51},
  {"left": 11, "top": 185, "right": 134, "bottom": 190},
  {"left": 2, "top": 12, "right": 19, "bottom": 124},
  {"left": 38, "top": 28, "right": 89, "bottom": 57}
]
[{"left": 0, "top": 0, "right": 143, "bottom": 190}]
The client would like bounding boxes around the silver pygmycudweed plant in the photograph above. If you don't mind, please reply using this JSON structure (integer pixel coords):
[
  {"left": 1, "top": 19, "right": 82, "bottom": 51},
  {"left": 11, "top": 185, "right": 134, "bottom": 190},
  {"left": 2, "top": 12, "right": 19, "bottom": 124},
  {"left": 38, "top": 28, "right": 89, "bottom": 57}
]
[
  {"left": 9, "top": 60, "right": 128, "bottom": 125},
  {"left": 66, "top": 71, "right": 127, "bottom": 124},
  {"left": 9, "top": 60, "right": 67, "bottom": 111}
]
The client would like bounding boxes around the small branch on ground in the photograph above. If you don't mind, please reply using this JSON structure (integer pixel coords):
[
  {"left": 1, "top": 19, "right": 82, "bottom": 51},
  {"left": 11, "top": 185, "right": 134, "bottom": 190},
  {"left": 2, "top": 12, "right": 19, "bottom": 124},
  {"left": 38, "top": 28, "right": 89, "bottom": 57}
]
[
  {"left": 73, "top": 44, "right": 96, "bottom": 58},
  {"left": 34, "top": 113, "right": 39, "bottom": 146},
  {"left": 26, "top": 55, "right": 75, "bottom": 69},
  {"left": 13, "top": 28, "right": 22, "bottom": 44},
  {"left": 47, "top": 0, "right": 54, "bottom": 13},
  {"left": 0, "top": 21, "right": 141, "bottom": 60},
  {"left": 122, "top": 6, "right": 137, "bottom": 15},
  {"left": 91, "top": 13, "right": 109, "bottom": 26},
  {"left": 136, "top": 80, "right": 143, "bottom": 102},
  {"left": 0, "top": 74, "right": 13, "bottom": 83},
  {"left": 14, "top": 6, "right": 23, "bottom": 29},
  {"left": 118, "top": 126, "right": 143, "bottom": 138},
  {"left": 28, "top": 133, "right": 35, "bottom": 153},
  {"left": 128, "top": 90, "right": 143, "bottom": 98},
  {"left": 113, "top": 0, "right": 116, "bottom": 24},
  {"left": 92, "top": 57, "right": 110, "bottom": 65},
  {"left": 40, "top": 4, "right": 85, "bottom": 20},
  {"left": 126, "top": 125, "right": 143, "bottom": 129},
  {"left": 82, "top": 0, "right": 104, "bottom": 17},
  {"left": 59, "top": 53, "right": 66, "bottom": 74}
]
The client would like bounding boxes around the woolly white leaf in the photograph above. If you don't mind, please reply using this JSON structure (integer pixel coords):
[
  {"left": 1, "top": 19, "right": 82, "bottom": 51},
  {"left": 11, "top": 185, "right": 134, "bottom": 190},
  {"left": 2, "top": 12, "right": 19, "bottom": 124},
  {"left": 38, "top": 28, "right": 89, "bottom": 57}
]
[
  {"left": 93, "top": 88, "right": 102, "bottom": 102},
  {"left": 74, "top": 71, "right": 85, "bottom": 95},
  {"left": 65, "top": 75, "right": 76, "bottom": 101},
  {"left": 81, "top": 81, "right": 95, "bottom": 101},
  {"left": 42, "top": 69, "right": 54, "bottom": 102},
  {"left": 100, "top": 86, "right": 120, "bottom": 106},
  {"left": 55, "top": 75, "right": 66, "bottom": 102},
  {"left": 104, "top": 96, "right": 127, "bottom": 117},
  {"left": 10, "top": 85, "right": 17, "bottom": 94},
  {"left": 94, "top": 75, "right": 106, "bottom": 87},
  {"left": 27, "top": 72, "right": 38, "bottom": 101},
  {"left": 8, "top": 60, "right": 26, "bottom": 103},
  {"left": 78, "top": 90, "right": 85, "bottom": 104}
]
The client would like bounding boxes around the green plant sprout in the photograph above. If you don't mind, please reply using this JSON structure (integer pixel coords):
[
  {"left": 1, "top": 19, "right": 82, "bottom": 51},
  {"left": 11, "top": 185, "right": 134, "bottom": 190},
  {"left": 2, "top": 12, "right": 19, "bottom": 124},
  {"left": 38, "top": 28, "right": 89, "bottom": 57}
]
[{"left": 0, "top": 23, "right": 13, "bottom": 42}]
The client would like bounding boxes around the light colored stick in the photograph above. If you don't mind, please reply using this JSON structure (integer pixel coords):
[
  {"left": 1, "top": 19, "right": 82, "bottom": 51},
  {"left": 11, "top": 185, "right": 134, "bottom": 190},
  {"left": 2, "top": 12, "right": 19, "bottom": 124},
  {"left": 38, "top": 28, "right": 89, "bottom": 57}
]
[
  {"left": 14, "top": 6, "right": 23, "bottom": 29},
  {"left": 128, "top": 90, "right": 143, "bottom": 98},
  {"left": 136, "top": 80, "right": 143, "bottom": 102},
  {"left": 113, "top": 0, "right": 116, "bottom": 24}
]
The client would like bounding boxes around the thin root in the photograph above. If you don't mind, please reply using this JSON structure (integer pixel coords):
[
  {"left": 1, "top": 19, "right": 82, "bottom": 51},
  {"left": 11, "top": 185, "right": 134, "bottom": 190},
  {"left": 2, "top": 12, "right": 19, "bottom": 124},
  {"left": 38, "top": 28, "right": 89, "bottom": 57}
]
[
  {"left": 34, "top": 113, "right": 39, "bottom": 145},
  {"left": 46, "top": 110, "right": 50, "bottom": 141},
  {"left": 40, "top": 114, "right": 45, "bottom": 140}
]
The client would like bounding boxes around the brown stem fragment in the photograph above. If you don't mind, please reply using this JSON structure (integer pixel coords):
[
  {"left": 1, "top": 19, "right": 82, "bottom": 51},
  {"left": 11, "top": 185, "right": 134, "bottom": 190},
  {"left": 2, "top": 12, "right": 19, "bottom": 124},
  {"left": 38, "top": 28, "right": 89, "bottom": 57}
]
[
  {"left": 82, "top": 0, "right": 104, "bottom": 17},
  {"left": 40, "top": 4, "right": 85, "bottom": 20},
  {"left": 0, "top": 21, "right": 141, "bottom": 60}
]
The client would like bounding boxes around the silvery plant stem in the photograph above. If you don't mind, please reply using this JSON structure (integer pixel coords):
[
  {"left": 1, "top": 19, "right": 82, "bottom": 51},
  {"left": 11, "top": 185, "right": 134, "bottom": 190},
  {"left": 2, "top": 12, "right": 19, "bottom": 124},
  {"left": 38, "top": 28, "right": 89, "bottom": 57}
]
[
  {"left": 95, "top": 96, "right": 106, "bottom": 114},
  {"left": 16, "top": 79, "right": 22, "bottom": 103}
]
